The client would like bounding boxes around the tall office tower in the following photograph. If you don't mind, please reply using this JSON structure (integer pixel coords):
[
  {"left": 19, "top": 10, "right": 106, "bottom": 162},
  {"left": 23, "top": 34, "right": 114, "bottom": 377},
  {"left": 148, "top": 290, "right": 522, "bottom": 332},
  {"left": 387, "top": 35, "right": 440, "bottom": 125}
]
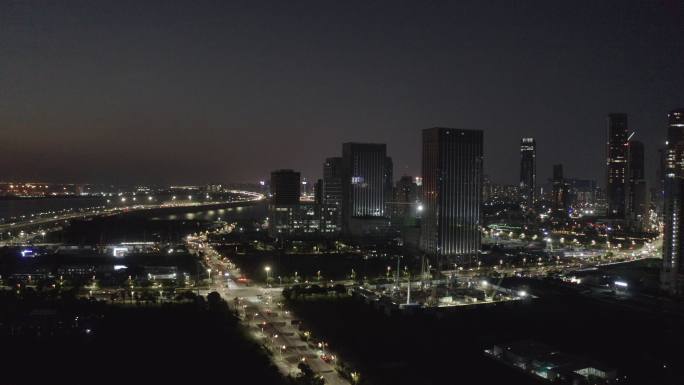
[
  {"left": 314, "top": 179, "right": 323, "bottom": 205},
  {"left": 482, "top": 174, "right": 492, "bottom": 201},
  {"left": 341, "top": 143, "right": 391, "bottom": 233},
  {"left": 395, "top": 176, "right": 419, "bottom": 205},
  {"left": 519, "top": 137, "right": 536, "bottom": 205},
  {"left": 322, "top": 157, "right": 343, "bottom": 234},
  {"left": 384, "top": 157, "right": 394, "bottom": 216},
  {"left": 392, "top": 175, "right": 419, "bottom": 224},
  {"left": 421, "top": 128, "right": 483, "bottom": 263},
  {"left": 626, "top": 140, "right": 647, "bottom": 230},
  {"left": 606, "top": 113, "right": 629, "bottom": 218},
  {"left": 662, "top": 109, "right": 684, "bottom": 294},
  {"left": 269, "top": 169, "right": 301, "bottom": 237},
  {"left": 552, "top": 164, "right": 570, "bottom": 214},
  {"left": 566, "top": 179, "right": 599, "bottom": 207},
  {"left": 270, "top": 169, "right": 301, "bottom": 205},
  {"left": 301, "top": 177, "right": 313, "bottom": 196},
  {"left": 656, "top": 147, "right": 667, "bottom": 216}
]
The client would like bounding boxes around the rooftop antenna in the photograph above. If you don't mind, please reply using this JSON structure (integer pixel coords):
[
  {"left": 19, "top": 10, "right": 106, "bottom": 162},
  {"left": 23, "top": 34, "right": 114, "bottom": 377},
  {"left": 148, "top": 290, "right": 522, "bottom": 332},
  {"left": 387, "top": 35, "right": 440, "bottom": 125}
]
[
  {"left": 406, "top": 274, "right": 411, "bottom": 304},
  {"left": 627, "top": 131, "right": 636, "bottom": 141},
  {"left": 395, "top": 255, "right": 401, "bottom": 291}
]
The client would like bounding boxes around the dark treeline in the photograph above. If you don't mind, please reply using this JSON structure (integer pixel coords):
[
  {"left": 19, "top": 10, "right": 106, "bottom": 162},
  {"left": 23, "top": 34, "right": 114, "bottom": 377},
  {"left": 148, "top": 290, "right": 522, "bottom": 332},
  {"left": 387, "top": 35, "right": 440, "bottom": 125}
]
[{"left": 0, "top": 289, "right": 322, "bottom": 385}]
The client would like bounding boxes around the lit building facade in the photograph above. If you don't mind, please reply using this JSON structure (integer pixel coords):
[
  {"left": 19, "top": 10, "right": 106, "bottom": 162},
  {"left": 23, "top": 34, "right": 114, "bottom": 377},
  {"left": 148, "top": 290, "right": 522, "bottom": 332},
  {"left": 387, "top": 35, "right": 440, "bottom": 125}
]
[
  {"left": 341, "top": 143, "right": 392, "bottom": 234},
  {"left": 269, "top": 169, "right": 320, "bottom": 237},
  {"left": 269, "top": 203, "right": 321, "bottom": 236},
  {"left": 421, "top": 128, "right": 483, "bottom": 262},
  {"left": 519, "top": 137, "right": 536, "bottom": 205},
  {"left": 662, "top": 109, "right": 684, "bottom": 294},
  {"left": 606, "top": 113, "right": 629, "bottom": 218},
  {"left": 321, "top": 157, "right": 343, "bottom": 234},
  {"left": 483, "top": 182, "right": 520, "bottom": 204},
  {"left": 566, "top": 178, "right": 599, "bottom": 207}
]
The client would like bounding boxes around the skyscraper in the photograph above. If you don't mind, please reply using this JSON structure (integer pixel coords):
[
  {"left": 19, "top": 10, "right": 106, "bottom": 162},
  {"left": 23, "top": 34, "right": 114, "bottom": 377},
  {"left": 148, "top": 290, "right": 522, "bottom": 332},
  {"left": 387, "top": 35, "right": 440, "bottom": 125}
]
[
  {"left": 656, "top": 147, "right": 667, "bottom": 216},
  {"left": 322, "top": 157, "right": 343, "bottom": 234},
  {"left": 421, "top": 128, "right": 483, "bottom": 263},
  {"left": 384, "top": 156, "right": 394, "bottom": 216},
  {"left": 341, "top": 143, "right": 392, "bottom": 234},
  {"left": 314, "top": 179, "right": 323, "bottom": 205},
  {"left": 391, "top": 175, "right": 420, "bottom": 225},
  {"left": 626, "top": 140, "right": 647, "bottom": 230},
  {"left": 662, "top": 109, "right": 684, "bottom": 294},
  {"left": 269, "top": 169, "right": 304, "bottom": 237},
  {"left": 270, "top": 169, "right": 300, "bottom": 205},
  {"left": 566, "top": 178, "right": 599, "bottom": 207},
  {"left": 552, "top": 164, "right": 569, "bottom": 215},
  {"left": 606, "top": 113, "right": 629, "bottom": 218},
  {"left": 519, "top": 137, "right": 536, "bottom": 205}
]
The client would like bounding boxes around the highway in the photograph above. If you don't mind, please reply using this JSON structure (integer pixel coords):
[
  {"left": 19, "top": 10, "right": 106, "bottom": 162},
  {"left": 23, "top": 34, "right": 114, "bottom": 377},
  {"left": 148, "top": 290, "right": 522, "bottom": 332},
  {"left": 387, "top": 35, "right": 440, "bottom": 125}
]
[{"left": 0, "top": 191, "right": 264, "bottom": 246}]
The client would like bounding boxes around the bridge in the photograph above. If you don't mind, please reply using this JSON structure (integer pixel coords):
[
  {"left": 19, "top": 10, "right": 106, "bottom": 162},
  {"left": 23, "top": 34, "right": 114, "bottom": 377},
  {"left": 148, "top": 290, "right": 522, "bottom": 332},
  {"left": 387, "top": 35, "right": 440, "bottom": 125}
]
[{"left": 0, "top": 191, "right": 264, "bottom": 246}]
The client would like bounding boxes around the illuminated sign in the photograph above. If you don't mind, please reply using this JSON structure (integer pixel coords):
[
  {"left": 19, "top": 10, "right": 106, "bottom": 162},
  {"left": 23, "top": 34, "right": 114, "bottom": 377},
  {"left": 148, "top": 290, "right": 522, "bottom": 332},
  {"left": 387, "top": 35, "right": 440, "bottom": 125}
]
[{"left": 20, "top": 249, "right": 35, "bottom": 258}]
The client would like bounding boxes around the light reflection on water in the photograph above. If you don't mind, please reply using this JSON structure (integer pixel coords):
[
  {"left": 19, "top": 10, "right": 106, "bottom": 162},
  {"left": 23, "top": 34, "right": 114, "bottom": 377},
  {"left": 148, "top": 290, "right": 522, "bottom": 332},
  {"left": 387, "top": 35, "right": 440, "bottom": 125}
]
[
  {"left": 0, "top": 194, "right": 191, "bottom": 223},
  {"left": 151, "top": 204, "right": 264, "bottom": 222}
]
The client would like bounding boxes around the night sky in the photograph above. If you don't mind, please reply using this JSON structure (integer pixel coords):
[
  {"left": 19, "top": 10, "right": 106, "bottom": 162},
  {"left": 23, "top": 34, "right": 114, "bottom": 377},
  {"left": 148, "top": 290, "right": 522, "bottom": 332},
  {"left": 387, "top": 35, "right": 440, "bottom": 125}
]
[{"left": 1, "top": 0, "right": 682, "bottom": 185}]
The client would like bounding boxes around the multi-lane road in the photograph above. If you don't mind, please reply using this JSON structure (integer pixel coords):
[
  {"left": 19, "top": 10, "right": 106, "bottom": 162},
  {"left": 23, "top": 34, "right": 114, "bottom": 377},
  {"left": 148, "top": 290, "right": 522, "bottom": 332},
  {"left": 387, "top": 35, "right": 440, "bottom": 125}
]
[{"left": 187, "top": 233, "right": 351, "bottom": 385}]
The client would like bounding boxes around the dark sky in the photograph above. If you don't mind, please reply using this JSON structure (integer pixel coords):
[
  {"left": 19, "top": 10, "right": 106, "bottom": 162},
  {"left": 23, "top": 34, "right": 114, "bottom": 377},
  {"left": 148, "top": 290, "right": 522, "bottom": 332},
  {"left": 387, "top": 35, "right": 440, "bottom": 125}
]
[{"left": 1, "top": 0, "right": 682, "bottom": 186}]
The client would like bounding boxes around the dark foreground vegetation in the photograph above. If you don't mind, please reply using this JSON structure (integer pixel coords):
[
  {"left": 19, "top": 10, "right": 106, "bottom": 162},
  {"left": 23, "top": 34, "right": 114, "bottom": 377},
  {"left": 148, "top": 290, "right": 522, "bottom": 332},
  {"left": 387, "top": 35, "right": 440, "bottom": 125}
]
[
  {"left": 284, "top": 277, "right": 684, "bottom": 385},
  {"left": 0, "top": 290, "right": 287, "bottom": 385}
]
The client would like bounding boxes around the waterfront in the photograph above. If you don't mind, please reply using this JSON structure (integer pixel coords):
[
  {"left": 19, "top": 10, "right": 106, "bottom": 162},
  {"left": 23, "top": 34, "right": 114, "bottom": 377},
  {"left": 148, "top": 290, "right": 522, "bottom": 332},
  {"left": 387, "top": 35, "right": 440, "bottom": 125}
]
[{"left": 0, "top": 196, "right": 111, "bottom": 223}]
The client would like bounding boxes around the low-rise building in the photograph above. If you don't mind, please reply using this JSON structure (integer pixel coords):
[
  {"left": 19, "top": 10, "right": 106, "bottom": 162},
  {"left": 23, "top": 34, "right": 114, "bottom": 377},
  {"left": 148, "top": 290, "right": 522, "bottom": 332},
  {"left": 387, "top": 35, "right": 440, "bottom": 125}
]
[{"left": 486, "top": 340, "right": 617, "bottom": 384}]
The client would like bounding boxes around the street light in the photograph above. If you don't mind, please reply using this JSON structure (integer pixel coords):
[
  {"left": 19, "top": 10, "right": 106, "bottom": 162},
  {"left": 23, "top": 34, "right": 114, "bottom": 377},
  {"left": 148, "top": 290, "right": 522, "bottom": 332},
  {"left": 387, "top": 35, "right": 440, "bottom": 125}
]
[{"left": 264, "top": 266, "right": 271, "bottom": 282}]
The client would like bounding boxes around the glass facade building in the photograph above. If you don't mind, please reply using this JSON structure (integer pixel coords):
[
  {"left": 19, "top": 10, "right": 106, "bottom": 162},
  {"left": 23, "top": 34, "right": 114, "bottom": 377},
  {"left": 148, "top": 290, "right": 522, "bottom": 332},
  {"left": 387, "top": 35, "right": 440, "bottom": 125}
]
[
  {"left": 341, "top": 143, "right": 392, "bottom": 233},
  {"left": 662, "top": 109, "right": 684, "bottom": 293},
  {"left": 519, "top": 137, "right": 536, "bottom": 205},
  {"left": 420, "top": 128, "right": 483, "bottom": 263},
  {"left": 606, "top": 113, "right": 629, "bottom": 218}
]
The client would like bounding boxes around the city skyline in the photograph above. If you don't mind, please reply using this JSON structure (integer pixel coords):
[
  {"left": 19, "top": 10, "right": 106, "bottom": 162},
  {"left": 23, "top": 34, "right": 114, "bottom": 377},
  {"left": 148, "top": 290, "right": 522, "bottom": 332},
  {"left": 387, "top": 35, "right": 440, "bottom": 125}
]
[
  {"left": 1, "top": 1, "right": 682, "bottom": 185},
  {"left": 3, "top": 3, "right": 684, "bottom": 385}
]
